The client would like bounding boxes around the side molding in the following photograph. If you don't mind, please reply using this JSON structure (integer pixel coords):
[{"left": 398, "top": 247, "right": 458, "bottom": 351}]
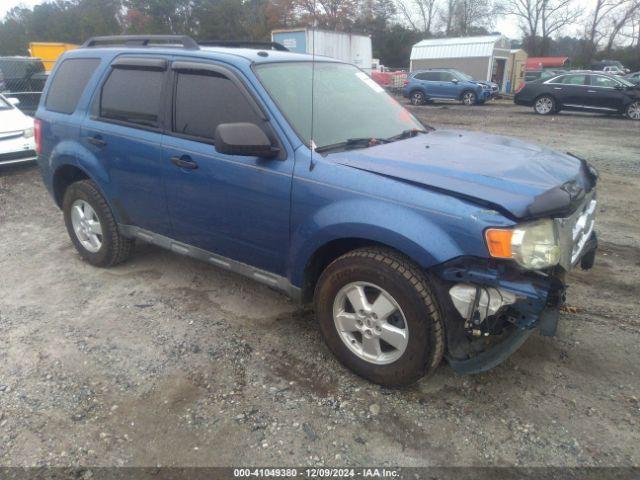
[{"left": 119, "top": 225, "right": 301, "bottom": 302}]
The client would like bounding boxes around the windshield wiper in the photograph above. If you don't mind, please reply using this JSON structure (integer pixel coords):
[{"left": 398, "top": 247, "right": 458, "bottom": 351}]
[
  {"left": 314, "top": 137, "right": 390, "bottom": 154},
  {"left": 383, "top": 128, "right": 429, "bottom": 142}
]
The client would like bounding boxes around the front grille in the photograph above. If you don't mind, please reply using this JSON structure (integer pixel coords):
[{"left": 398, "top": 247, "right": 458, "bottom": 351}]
[
  {"left": 0, "top": 149, "right": 37, "bottom": 162},
  {"left": 555, "top": 191, "right": 597, "bottom": 270},
  {"left": 570, "top": 199, "right": 597, "bottom": 263}
]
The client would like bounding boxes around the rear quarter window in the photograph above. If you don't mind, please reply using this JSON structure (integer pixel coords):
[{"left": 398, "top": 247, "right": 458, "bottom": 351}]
[{"left": 45, "top": 58, "right": 100, "bottom": 114}]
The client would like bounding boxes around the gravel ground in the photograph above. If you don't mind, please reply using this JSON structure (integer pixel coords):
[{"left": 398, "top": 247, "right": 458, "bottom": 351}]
[{"left": 0, "top": 100, "right": 639, "bottom": 468}]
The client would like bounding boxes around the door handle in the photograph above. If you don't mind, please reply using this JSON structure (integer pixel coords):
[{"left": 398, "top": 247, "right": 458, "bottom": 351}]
[
  {"left": 587, "top": 90, "right": 597, "bottom": 93},
  {"left": 170, "top": 155, "right": 198, "bottom": 170},
  {"left": 87, "top": 135, "right": 107, "bottom": 147},
  {"left": 553, "top": 87, "right": 562, "bottom": 90}
]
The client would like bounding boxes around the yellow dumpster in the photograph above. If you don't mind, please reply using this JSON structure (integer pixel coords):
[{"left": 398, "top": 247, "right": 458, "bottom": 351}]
[{"left": 28, "top": 42, "right": 78, "bottom": 72}]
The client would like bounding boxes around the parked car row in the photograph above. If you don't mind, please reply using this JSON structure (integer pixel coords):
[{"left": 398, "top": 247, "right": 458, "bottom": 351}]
[
  {"left": 402, "top": 68, "right": 498, "bottom": 106},
  {"left": 514, "top": 71, "right": 640, "bottom": 120}
]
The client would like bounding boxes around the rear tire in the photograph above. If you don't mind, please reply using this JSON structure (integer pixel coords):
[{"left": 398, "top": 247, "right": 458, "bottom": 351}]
[
  {"left": 534, "top": 95, "right": 556, "bottom": 115},
  {"left": 63, "top": 180, "right": 134, "bottom": 267},
  {"left": 626, "top": 101, "right": 640, "bottom": 120},
  {"left": 410, "top": 90, "right": 427, "bottom": 106},
  {"left": 314, "top": 247, "right": 445, "bottom": 386}
]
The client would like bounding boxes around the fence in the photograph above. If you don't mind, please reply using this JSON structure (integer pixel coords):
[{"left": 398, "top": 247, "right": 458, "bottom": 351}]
[
  {"left": 370, "top": 70, "right": 408, "bottom": 94},
  {"left": 0, "top": 57, "right": 47, "bottom": 115}
]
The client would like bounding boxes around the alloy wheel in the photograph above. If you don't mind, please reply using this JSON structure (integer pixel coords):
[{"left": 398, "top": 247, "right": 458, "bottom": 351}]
[
  {"left": 628, "top": 101, "right": 640, "bottom": 120},
  {"left": 332, "top": 282, "right": 409, "bottom": 365},
  {"left": 462, "top": 92, "right": 476, "bottom": 105},
  {"left": 70, "top": 199, "right": 103, "bottom": 253},
  {"left": 411, "top": 92, "right": 424, "bottom": 105},
  {"left": 535, "top": 96, "right": 554, "bottom": 114}
]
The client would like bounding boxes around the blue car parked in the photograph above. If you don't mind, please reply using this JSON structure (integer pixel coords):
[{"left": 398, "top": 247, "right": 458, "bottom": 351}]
[
  {"left": 36, "top": 36, "right": 598, "bottom": 386},
  {"left": 403, "top": 68, "right": 496, "bottom": 106}
]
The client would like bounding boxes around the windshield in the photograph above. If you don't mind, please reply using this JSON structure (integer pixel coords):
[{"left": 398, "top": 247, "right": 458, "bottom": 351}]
[
  {"left": 455, "top": 71, "right": 473, "bottom": 81},
  {"left": 617, "top": 76, "right": 635, "bottom": 87},
  {"left": 255, "top": 62, "right": 424, "bottom": 149}
]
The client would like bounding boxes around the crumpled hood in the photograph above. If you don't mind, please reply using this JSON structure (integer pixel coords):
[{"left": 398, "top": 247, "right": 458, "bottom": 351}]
[
  {"left": 331, "top": 129, "right": 594, "bottom": 219},
  {"left": 473, "top": 80, "right": 495, "bottom": 89}
]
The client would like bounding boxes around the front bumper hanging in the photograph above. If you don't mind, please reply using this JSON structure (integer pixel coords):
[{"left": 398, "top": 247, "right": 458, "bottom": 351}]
[{"left": 431, "top": 235, "right": 597, "bottom": 374}]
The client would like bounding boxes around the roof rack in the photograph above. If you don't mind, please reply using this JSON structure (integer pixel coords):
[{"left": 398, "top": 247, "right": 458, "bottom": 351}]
[
  {"left": 81, "top": 35, "right": 199, "bottom": 50},
  {"left": 198, "top": 40, "right": 289, "bottom": 52}
]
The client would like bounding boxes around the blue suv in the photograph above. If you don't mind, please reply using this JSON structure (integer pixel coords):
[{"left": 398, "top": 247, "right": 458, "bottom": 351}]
[
  {"left": 36, "top": 36, "right": 598, "bottom": 386},
  {"left": 403, "top": 68, "right": 496, "bottom": 106}
]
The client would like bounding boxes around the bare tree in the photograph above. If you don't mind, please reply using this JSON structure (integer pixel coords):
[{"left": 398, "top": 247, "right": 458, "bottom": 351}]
[
  {"left": 502, "top": 0, "right": 579, "bottom": 55},
  {"left": 453, "top": 0, "right": 497, "bottom": 35},
  {"left": 396, "top": 0, "right": 437, "bottom": 34},
  {"left": 294, "top": 0, "right": 359, "bottom": 30},
  {"left": 540, "top": 0, "right": 580, "bottom": 54},
  {"left": 604, "top": 0, "right": 640, "bottom": 53},
  {"left": 440, "top": 0, "right": 457, "bottom": 35},
  {"left": 582, "top": 0, "right": 618, "bottom": 64}
]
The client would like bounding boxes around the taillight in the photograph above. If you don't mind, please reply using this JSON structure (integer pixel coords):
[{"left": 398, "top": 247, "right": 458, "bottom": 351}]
[
  {"left": 34, "top": 118, "right": 42, "bottom": 155},
  {"left": 403, "top": 79, "right": 409, "bottom": 86},
  {"left": 515, "top": 82, "right": 526, "bottom": 94}
]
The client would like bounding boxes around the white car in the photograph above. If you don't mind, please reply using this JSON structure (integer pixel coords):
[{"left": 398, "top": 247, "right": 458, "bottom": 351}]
[
  {"left": 0, "top": 94, "right": 36, "bottom": 166},
  {"left": 603, "top": 65, "right": 625, "bottom": 76}
]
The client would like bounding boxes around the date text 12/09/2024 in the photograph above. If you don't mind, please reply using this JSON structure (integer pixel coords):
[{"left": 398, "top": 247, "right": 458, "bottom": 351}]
[{"left": 233, "top": 468, "right": 400, "bottom": 478}]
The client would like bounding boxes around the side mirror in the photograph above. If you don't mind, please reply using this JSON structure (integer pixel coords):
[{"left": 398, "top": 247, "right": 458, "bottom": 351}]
[
  {"left": 451, "top": 78, "right": 459, "bottom": 83},
  {"left": 214, "top": 123, "right": 279, "bottom": 158},
  {"left": 614, "top": 84, "right": 624, "bottom": 90},
  {"left": 7, "top": 97, "right": 20, "bottom": 106}
]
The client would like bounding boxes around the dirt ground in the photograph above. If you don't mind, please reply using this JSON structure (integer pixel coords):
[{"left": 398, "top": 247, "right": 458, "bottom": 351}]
[{"left": 0, "top": 100, "right": 638, "bottom": 468}]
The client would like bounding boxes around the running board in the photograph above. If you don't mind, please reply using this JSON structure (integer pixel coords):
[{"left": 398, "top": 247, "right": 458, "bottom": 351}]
[{"left": 118, "top": 225, "right": 301, "bottom": 302}]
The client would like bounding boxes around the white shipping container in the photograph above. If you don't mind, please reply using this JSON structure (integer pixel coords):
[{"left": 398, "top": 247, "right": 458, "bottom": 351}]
[{"left": 272, "top": 28, "right": 372, "bottom": 73}]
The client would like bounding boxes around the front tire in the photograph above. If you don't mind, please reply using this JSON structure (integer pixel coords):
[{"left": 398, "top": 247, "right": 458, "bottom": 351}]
[
  {"left": 461, "top": 91, "right": 477, "bottom": 105},
  {"left": 63, "top": 180, "right": 134, "bottom": 267},
  {"left": 626, "top": 101, "right": 640, "bottom": 120},
  {"left": 534, "top": 95, "right": 556, "bottom": 115},
  {"left": 410, "top": 90, "right": 427, "bottom": 106},
  {"left": 314, "top": 247, "right": 444, "bottom": 386}
]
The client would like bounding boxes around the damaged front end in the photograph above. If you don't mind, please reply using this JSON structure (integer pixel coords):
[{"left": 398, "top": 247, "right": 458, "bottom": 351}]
[
  {"left": 430, "top": 191, "right": 598, "bottom": 375},
  {"left": 431, "top": 258, "right": 567, "bottom": 374}
]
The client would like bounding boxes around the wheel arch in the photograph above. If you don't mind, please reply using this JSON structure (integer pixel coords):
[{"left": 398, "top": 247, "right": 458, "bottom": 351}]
[
  {"left": 533, "top": 92, "right": 558, "bottom": 110},
  {"left": 299, "top": 237, "right": 394, "bottom": 303},
  {"left": 52, "top": 162, "right": 90, "bottom": 208},
  {"left": 47, "top": 141, "right": 122, "bottom": 221},
  {"left": 409, "top": 88, "right": 427, "bottom": 101}
]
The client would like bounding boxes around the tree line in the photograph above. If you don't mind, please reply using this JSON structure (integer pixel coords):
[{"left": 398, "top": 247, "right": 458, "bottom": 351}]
[{"left": 0, "top": 0, "right": 638, "bottom": 69}]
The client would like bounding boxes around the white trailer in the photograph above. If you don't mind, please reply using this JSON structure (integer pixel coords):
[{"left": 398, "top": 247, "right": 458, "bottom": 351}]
[{"left": 271, "top": 28, "right": 372, "bottom": 72}]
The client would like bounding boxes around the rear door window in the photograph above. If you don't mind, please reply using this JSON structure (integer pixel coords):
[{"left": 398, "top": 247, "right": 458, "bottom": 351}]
[
  {"left": 45, "top": 58, "right": 100, "bottom": 114},
  {"left": 100, "top": 67, "right": 164, "bottom": 127},
  {"left": 558, "top": 75, "right": 587, "bottom": 85},
  {"left": 173, "top": 70, "right": 262, "bottom": 142},
  {"left": 440, "top": 72, "right": 456, "bottom": 82},
  {"left": 415, "top": 72, "right": 437, "bottom": 81}
]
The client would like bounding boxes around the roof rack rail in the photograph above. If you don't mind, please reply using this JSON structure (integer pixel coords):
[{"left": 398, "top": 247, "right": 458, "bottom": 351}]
[
  {"left": 198, "top": 40, "right": 289, "bottom": 52},
  {"left": 81, "top": 35, "right": 200, "bottom": 50}
]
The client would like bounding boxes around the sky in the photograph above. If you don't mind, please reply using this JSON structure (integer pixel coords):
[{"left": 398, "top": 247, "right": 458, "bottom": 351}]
[{"left": 0, "top": 0, "right": 596, "bottom": 41}]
